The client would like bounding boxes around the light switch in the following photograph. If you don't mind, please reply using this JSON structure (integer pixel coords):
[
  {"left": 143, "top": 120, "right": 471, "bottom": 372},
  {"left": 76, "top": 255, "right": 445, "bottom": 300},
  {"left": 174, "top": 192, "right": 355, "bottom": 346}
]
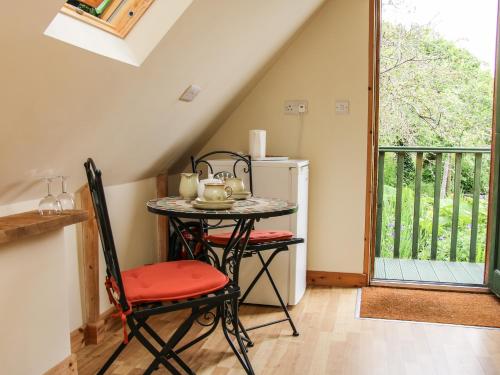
[
  {"left": 335, "top": 100, "right": 349, "bottom": 114},
  {"left": 179, "top": 85, "right": 202, "bottom": 102}
]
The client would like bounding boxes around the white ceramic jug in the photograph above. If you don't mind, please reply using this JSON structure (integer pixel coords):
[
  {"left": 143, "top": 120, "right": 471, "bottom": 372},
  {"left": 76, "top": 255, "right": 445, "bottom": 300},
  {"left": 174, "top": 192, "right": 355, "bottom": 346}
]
[{"left": 179, "top": 173, "right": 199, "bottom": 200}]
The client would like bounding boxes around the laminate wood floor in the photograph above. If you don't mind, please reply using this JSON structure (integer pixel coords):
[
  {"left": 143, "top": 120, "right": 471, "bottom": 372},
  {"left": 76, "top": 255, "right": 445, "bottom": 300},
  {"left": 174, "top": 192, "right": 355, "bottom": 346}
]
[{"left": 76, "top": 287, "right": 500, "bottom": 375}]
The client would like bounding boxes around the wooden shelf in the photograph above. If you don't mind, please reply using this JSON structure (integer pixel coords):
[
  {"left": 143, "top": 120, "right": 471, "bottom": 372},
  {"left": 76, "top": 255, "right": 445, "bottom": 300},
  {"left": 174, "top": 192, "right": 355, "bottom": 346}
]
[{"left": 0, "top": 210, "right": 89, "bottom": 245}]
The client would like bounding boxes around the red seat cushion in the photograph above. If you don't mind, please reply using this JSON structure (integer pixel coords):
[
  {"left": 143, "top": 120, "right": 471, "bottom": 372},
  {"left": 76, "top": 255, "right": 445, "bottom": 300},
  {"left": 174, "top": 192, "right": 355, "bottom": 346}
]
[
  {"left": 120, "top": 260, "right": 229, "bottom": 304},
  {"left": 207, "top": 230, "right": 294, "bottom": 245}
]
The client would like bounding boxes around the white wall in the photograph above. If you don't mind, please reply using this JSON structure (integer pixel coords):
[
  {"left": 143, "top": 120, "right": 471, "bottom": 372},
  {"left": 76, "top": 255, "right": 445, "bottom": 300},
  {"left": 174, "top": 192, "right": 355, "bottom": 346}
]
[
  {"left": 0, "top": 231, "right": 71, "bottom": 375},
  {"left": 0, "top": 0, "right": 325, "bottom": 206},
  {"left": 0, "top": 177, "right": 158, "bottom": 331},
  {"left": 96, "top": 178, "right": 158, "bottom": 315},
  {"left": 202, "top": 0, "right": 370, "bottom": 274}
]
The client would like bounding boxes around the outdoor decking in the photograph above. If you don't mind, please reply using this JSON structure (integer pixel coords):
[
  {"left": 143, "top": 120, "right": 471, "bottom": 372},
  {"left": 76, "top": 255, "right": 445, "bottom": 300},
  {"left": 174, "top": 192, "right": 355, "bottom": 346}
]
[{"left": 374, "top": 257, "right": 485, "bottom": 285}]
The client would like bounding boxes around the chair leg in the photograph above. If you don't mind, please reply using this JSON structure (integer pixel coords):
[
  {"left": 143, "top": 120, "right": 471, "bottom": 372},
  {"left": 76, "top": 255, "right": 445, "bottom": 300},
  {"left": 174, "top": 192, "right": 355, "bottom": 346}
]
[
  {"left": 136, "top": 330, "right": 182, "bottom": 375},
  {"left": 139, "top": 308, "right": 197, "bottom": 373},
  {"left": 140, "top": 305, "right": 223, "bottom": 375},
  {"left": 97, "top": 341, "right": 128, "bottom": 375},
  {"left": 141, "top": 321, "right": 195, "bottom": 375},
  {"left": 238, "top": 248, "right": 300, "bottom": 335},
  {"left": 239, "top": 250, "right": 299, "bottom": 336},
  {"left": 220, "top": 301, "right": 255, "bottom": 375},
  {"left": 165, "top": 309, "right": 197, "bottom": 350},
  {"left": 129, "top": 318, "right": 182, "bottom": 375},
  {"left": 256, "top": 251, "right": 299, "bottom": 336},
  {"left": 96, "top": 317, "right": 142, "bottom": 375},
  {"left": 239, "top": 248, "right": 286, "bottom": 304}
]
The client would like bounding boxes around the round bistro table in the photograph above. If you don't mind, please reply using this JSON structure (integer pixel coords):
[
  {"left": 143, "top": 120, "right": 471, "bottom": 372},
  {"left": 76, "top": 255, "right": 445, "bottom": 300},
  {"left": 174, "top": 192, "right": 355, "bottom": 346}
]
[
  {"left": 147, "top": 196, "right": 297, "bottom": 271},
  {"left": 147, "top": 196, "right": 297, "bottom": 220},
  {"left": 147, "top": 196, "right": 299, "bottom": 352}
]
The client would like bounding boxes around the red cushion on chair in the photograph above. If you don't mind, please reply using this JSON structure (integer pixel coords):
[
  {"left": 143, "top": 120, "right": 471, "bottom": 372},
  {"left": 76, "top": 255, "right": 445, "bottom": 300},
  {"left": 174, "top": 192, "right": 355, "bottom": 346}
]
[
  {"left": 207, "top": 230, "right": 294, "bottom": 245},
  {"left": 120, "top": 260, "right": 229, "bottom": 304}
]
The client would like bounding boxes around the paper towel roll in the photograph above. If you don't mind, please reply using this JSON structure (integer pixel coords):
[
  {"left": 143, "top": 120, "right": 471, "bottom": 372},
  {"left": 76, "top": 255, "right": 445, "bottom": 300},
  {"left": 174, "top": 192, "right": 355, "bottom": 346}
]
[{"left": 249, "top": 130, "right": 266, "bottom": 159}]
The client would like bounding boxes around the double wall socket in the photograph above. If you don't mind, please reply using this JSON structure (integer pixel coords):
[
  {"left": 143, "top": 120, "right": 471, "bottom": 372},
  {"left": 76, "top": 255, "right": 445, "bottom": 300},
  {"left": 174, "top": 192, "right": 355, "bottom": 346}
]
[{"left": 284, "top": 100, "right": 308, "bottom": 114}]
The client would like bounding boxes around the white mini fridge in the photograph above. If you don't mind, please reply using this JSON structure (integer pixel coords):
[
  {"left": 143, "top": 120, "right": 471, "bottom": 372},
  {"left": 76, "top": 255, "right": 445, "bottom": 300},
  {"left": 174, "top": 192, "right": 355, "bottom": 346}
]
[{"left": 209, "top": 159, "right": 309, "bottom": 306}]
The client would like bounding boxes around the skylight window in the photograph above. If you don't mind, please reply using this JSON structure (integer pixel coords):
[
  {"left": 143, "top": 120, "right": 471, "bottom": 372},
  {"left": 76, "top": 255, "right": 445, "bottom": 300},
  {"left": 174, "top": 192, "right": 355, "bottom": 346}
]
[
  {"left": 46, "top": 0, "right": 193, "bottom": 66},
  {"left": 62, "top": 0, "right": 154, "bottom": 38}
]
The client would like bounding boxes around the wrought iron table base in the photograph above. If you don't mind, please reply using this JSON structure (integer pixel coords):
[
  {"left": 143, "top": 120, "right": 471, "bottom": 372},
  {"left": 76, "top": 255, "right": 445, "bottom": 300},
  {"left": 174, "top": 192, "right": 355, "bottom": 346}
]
[
  {"left": 169, "top": 216, "right": 256, "bottom": 371},
  {"left": 169, "top": 216, "right": 300, "bottom": 344}
]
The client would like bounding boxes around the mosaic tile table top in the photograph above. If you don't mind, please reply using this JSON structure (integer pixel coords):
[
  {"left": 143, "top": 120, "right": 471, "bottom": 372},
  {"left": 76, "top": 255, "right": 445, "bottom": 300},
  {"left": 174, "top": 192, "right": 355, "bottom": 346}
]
[{"left": 147, "top": 196, "right": 298, "bottom": 219}]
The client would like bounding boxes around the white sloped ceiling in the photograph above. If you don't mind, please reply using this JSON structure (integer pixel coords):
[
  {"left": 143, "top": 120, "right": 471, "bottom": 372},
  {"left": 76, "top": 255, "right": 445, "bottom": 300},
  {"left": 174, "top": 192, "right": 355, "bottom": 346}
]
[{"left": 0, "top": 0, "right": 325, "bottom": 205}]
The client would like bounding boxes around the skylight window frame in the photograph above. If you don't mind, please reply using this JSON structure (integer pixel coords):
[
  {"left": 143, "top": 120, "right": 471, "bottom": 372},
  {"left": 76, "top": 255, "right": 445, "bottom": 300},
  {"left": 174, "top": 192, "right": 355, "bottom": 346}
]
[{"left": 60, "top": 0, "right": 154, "bottom": 38}]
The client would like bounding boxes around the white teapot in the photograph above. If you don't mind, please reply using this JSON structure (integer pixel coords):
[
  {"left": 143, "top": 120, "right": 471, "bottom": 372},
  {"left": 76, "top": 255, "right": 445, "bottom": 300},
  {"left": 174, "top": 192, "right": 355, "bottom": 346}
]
[
  {"left": 198, "top": 174, "right": 223, "bottom": 198},
  {"left": 203, "top": 183, "right": 233, "bottom": 201}
]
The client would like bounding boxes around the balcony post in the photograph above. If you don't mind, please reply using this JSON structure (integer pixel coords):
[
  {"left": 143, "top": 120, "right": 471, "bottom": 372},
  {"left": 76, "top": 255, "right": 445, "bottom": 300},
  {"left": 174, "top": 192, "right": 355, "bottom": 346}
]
[
  {"left": 411, "top": 152, "right": 423, "bottom": 259},
  {"left": 394, "top": 153, "right": 404, "bottom": 258},
  {"left": 470, "top": 153, "right": 483, "bottom": 262},
  {"left": 450, "top": 153, "right": 463, "bottom": 261},
  {"left": 375, "top": 152, "right": 385, "bottom": 257},
  {"left": 431, "top": 153, "right": 443, "bottom": 260}
]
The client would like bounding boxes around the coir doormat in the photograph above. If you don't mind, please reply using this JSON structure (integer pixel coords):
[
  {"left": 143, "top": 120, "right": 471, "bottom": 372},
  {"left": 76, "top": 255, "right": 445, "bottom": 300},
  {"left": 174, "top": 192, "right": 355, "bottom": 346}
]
[{"left": 360, "top": 287, "right": 500, "bottom": 328}]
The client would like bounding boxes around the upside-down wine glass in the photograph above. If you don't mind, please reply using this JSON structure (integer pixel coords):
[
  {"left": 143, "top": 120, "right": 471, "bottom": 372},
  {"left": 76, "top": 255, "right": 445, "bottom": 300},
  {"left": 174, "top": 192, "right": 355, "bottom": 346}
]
[
  {"left": 38, "top": 177, "right": 61, "bottom": 215},
  {"left": 56, "top": 176, "right": 75, "bottom": 210}
]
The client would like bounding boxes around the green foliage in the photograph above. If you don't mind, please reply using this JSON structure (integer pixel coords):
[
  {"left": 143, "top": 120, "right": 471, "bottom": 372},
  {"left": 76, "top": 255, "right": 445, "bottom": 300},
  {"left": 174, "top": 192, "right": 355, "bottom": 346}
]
[
  {"left": 379, "top": 22, "right": 493, "bottom": 148},
  {"left": 78, "top": 4, "right": 98, "bottom": 16},
  {"left": 383, "top": 153, "right": 491, "bottom": 194},
  {"left": 380, "top": 182, "right": 488, "bottom": 263},
  {"left": 66, "top": 1, "right": 99, "bottom": 17}
]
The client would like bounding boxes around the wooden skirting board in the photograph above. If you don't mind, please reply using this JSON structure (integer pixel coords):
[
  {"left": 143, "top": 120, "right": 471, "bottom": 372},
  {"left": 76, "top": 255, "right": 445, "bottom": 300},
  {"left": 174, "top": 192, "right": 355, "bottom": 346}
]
[
  {"left": 43, "top": 354, "right": 77, "bottom": 375},
  {"left": 307, "top": 271, "right": 368, "bottom": 287},
  {"left": 70, "top": 307, "right": 121, "bottom": 353}
]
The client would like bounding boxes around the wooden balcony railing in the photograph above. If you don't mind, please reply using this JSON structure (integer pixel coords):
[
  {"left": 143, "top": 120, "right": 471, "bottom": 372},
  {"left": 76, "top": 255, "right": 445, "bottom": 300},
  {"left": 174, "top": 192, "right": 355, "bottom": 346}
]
[{"left": 375, "top": 146, "right": 491, "bottom": 263}]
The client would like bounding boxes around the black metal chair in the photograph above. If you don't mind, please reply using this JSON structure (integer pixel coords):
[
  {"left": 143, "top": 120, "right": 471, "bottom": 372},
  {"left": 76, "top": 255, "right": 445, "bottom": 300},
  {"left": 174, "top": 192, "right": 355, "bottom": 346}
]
[
  {"left": 84, "top": 158, "right": 254, "bottom": 375},
  {"left": 190, "top": 151, "right": 303, "bottom": 343}
]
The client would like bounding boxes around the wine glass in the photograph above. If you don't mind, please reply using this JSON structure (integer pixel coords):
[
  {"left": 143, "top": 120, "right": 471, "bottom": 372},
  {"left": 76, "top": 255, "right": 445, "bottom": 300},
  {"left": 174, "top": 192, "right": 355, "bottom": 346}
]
[
  {"left": 56, "top": 176, "right": 75, "bottom": 211},
  {"left": 38, "top": 177, "right": 61, "bottom": 215}
]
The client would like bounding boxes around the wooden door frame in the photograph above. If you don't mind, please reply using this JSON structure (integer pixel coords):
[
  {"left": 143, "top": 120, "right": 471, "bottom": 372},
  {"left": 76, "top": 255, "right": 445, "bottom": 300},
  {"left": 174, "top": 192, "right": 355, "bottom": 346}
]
[
  {"left": 363, "top": 0, "right": 380, "bottom": 282},
  {"left": 486, "top": 1, "right": 500, "bottom": 291},
  {"left": 364, "top": 0, "right": 500, "bottom": 289}
]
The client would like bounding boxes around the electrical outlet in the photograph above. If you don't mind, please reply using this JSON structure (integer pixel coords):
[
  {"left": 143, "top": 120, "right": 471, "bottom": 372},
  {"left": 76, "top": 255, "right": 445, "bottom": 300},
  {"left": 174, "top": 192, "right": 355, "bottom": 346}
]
[
  {"left": 285, "top": 103, "right": 294, "bottom": 113},
  {"left": 284, "top": 100, "right": 308, "bottom": 115}
]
